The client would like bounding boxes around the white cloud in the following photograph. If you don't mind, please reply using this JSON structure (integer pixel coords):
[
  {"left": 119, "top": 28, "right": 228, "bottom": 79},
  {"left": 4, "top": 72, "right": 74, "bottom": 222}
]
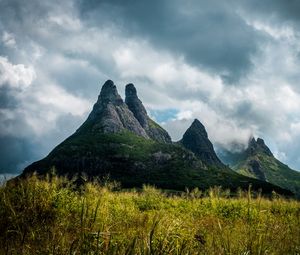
[
  {"left": 2, "top": 31, "right": 16, "bottom": 48},
  {"left": 248, "top": 20, "right": 296, "bottom": 41},
  {"left": 35, "top": 84, "right": 90, "bottom": 116},
  {"left": 176, "top": 110, "right": 193, "bottom": 120},
  {"left": 164, "top": 101, "right": 254, "bottom": 146},
  {"left": 273, "top": 150, "right": 287, "bottom": 162},
  {"left": 1, "top": 0, "right": 300, "bottom": 171},
  {"left": 0, "top": 56, "right": 36, "bottom": 89},
  {"left": 48, "top": 14, "right": 82, "bottom": 31}
]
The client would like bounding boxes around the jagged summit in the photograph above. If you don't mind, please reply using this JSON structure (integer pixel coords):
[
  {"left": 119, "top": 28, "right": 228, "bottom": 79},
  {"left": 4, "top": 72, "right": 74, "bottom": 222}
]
[
  {"left": 180, "top": 119, "right": 224, "bottom": 167},
  {"left": 125, "top": 83, "right": 137, "bottom": 97},
  {"left": 125, "top": 83, "right": 172, "bottom": 143},
  {"left": 77, "top": 80, "right": 148, "bottom": 138},
  {"left": 247, "top": 137, "right": 273, "bottom": 157},
  {"left": 125, "top": 83, "right": 148, "bottom": 128},
  {"left": 98, "top": 79, "right": 123, "bottom": 104},
  {"left": 190, "top": 119, "right": 208, "bottom": 136},
  {"left": 219, "top": 136, "right": 300, "bottom": 196},
  {"left": 20, "top": 80, "right": 293, "bottom": 196}
]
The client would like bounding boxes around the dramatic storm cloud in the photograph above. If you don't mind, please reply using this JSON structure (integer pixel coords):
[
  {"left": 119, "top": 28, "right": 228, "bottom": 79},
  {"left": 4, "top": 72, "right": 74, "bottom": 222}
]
[{"left": 0, "top": 0, "right": 300, "bottom": 173}]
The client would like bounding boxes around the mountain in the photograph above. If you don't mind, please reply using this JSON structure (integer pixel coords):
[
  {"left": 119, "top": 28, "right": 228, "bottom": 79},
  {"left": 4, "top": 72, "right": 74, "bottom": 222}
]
[
  {"left": 125, "top": 83, "right": 172, "bottom": 143},
  {"left": 179, "top": 119, "right": 224, "bottom": 168},
  {"left": 219, "top": 137, "right": 300, "bottom": 196},
  {"left": 76, "top": 80, "right": 149, "bottom": 138},
  {"left": 21, "top": 80, "right": 292, "bottom": 195}
]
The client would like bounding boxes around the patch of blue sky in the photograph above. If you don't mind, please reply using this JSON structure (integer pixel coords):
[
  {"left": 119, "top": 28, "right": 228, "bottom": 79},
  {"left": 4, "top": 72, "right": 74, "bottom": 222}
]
[{"left": 149, "top": 109, "right": 179, "bottom": 124}]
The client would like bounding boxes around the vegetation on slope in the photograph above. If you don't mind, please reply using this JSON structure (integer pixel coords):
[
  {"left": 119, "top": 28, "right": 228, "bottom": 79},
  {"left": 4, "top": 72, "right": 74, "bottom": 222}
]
[
  {"left": 219, "top": 138, "right": 300, "bottom": 196},
  {"left": 235, "top": 152, "right": 300, "bottom": 196},
  {"left": 23, "top": 131, "right": 292, "bottom": 195},
  {"left": 1, "top": 175, "right": 299, "bottom": 254}
]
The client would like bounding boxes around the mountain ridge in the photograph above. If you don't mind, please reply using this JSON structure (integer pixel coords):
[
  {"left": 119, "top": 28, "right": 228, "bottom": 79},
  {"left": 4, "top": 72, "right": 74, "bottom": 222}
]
[
  {"left": 219, "top": 137, "right": 300, "bottom": 196},
  {"left": 20, "top": 80, "right": 293, "bottom": 196}
]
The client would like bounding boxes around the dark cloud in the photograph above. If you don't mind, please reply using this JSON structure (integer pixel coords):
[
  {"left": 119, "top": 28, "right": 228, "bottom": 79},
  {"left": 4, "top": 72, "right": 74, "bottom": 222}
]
[
  {"left": 0, "top": 0, "right": 300, "bottom": 173},
  {"left": 224, "top": 100, "right": 273, "bottom": 132},
  {"left": 77, "top": 0, "right": 263, "bottom": 84},
  {"left": 0, "top": 111, "right": 87, "bottom": 173},
  {"left": 239, "top": 0, "right": 300, "bottom": 26},
  {"left": 0, "top": 136, "right": 37, "bottom": 173},
  {"left": 0, "top": 86, "right": 19, "bottom": 109}
]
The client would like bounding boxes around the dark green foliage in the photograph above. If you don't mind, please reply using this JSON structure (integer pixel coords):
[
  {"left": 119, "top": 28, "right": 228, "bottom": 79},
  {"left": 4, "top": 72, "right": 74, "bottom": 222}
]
[
  {"left": 236, "top": 153, "right": 300, "bottom": 196},
  {"left": 23, "top": 131, "right": 293, "bottom": 196}
]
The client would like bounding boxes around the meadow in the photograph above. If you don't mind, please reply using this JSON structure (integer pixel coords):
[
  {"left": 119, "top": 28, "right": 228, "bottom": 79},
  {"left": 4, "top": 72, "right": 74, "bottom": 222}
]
[{"left": 0, "top": 175, "right": 299, "bottom": 255}]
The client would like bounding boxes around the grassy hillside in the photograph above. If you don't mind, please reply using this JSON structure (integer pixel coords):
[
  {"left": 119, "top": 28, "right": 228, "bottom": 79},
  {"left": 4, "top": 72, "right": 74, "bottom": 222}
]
[
  {"left": 235, "top": 153, "right": 300, "bottom": 196},
  {"left": 23, "top": 131, "right": 292, "bottom": 195},
  {"left": 1, "top": 176, "right": 299, "bottom": 254}
]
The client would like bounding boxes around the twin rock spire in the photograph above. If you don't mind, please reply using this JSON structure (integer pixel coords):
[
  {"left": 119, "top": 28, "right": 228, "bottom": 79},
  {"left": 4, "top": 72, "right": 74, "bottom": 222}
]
[
  {"left": 79, "top": 80, "right": 171, "bottom": 143},
  {"left": 23, "top": 79, "right": 293, "bottom": 196},
  {"left": 77, "top": 80, "right": 223, "bottom": 167}
]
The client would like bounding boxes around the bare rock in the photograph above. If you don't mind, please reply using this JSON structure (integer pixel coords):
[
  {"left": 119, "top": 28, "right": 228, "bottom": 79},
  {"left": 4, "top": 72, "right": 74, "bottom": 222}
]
[
  {"left": 180, "top": 119, "right": 224, "bottom": 167},
  {"left": 125, "top": 83, "right": 171, "bottom": 143},
  {"left": 78, "top": 80, "right": 149, "bottom": 138}
]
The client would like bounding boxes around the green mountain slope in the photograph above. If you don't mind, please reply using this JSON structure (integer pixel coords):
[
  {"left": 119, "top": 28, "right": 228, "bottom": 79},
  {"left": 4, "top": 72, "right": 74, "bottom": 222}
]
[
  {"left": 21, "top": 81, "right": 292, "bottom": 195},
  {"left": 22, "top": 129, "right": 291, "bottom": 194},
  {"left": 221, "top": 138, "right": 300, "bottom": 196}
]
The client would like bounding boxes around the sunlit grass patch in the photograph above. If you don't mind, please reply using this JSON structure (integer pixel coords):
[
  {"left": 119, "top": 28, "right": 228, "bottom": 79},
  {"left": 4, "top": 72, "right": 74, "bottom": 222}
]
[{"left": 0, "top": 175, "right": 299, "bottom": 254}]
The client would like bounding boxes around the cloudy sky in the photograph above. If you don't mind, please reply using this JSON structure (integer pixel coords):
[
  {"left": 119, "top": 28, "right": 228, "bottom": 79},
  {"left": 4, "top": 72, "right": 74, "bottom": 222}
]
[{"left": 1, "top": 0, "right": 300, "bottom": 173}]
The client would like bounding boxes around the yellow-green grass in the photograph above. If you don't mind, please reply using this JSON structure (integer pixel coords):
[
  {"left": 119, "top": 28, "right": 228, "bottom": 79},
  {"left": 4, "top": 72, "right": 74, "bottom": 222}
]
[{"left": 1, "top": 175, "right": 299, "bottom": 254}]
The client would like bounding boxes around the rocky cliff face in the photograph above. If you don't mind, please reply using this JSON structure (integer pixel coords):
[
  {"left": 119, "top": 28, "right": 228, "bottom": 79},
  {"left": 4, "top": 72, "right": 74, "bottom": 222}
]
[
  {"left": 247, "top": 137, "right": 273, "bottom": 157},
  {"left": 180, "top": 119, "right": 224, "bottom": 167},
  {"left": 125, "top": 83, "right": 172, "bottom": 143},
  {"left": 236, "top": 137, "right": 274, "bottom": 181},
  {"left": 77, "top": 80, "right": 149, "bottom": 138}
]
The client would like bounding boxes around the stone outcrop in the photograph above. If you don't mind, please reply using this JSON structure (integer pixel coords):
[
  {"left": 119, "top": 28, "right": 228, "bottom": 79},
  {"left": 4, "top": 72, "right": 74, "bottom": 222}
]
[
  {"left": 125, "top": 83, "right": 172, "bottom": 143},
  {"left": 248, "top": 159, "right": 267, "bottom": 181},
  {"left": 77, "top": 80, "right": 172, "bottom": 143},
  {"left": 180, "top": 119, "right": 224, "bottom": 167},
  {"left": 77, "top": 80, "right": 149, "bottom": 138},
  {"left": 247, "top": 137, "right": 273, "bottom": 157}
]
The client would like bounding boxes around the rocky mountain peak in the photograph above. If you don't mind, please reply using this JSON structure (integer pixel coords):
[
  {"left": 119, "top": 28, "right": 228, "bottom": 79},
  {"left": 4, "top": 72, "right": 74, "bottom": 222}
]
[
  {"left": 247, "top": 137, "right": 273, "bottom": 157},
  {"left": 125, "top": 83, "right": 172, "bottom": 143},
  {"left": 21, "top": 80, "right": 294, "bottom": 197},
  {"left": 76, "top": 80, "right": 172, "bottom": 143},
  {"left": 98, "top": 80, "right": 123, "bottom": 105},
  {"left": 249, "top": 137, "right": 256, "bottom": 146},
  {"left": 77, "top": 80, "right": 148, "bottom": 138},
  {"left": 256, "top": 138, "right": 266, "bottom": 146},
  {"left": 125, "top": 83, "right": 148, "bottom": 128},
  {"left": 125, "top": 83, "right": 137, "bottom": 97},
  {"left": 180, "top": 119, "right": 224, "bottom": 167},
  {"left": 190, "top": 119, "right": 208, "bottom": 137}
]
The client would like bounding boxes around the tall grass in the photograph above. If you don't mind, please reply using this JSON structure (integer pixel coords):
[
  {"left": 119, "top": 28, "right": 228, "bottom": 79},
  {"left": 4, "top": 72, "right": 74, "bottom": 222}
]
[{"left": 0, "top": 175, "right": 299, "bottom": 254}]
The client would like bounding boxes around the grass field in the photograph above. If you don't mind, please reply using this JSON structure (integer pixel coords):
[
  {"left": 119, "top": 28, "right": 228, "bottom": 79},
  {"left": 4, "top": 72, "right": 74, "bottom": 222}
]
[{"left": 1, "top": 175, "right": 299, "bottom": 254}]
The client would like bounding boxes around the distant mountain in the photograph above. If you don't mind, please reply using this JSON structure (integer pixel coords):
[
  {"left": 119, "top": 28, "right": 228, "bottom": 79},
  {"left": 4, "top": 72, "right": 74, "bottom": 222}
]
[
  {"left": 219, "top": 137, "right": 300, "bottom": 196},
  {"left": 21, "top": 80, "right": 292, "bottom": 195}
]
